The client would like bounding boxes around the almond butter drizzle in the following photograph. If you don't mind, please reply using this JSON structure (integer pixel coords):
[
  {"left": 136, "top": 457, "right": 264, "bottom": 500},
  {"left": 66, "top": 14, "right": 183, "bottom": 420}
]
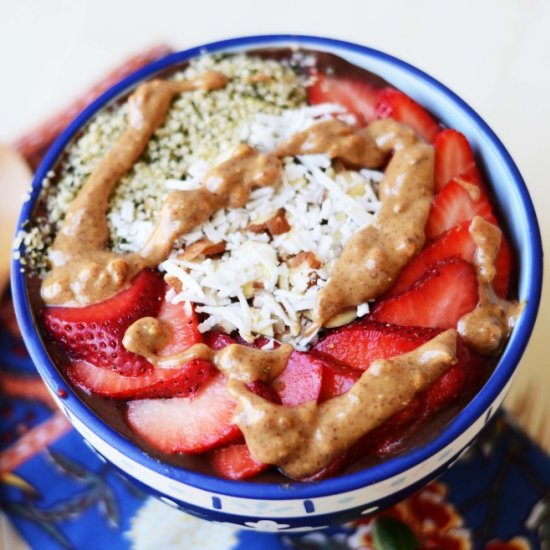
[
  {"left": 40, "top": 68, "right": 519, "bottom": 477},
  {"left": 124, "top": 316, "right": 458, "bottom": 478},
  {"left": 457, "top": 216, "right": 521, "bottom": 355},
  {"left": 41, "top": 72, "right": 283, "bottom": 307},
  {"left": 313, "top": 124, "right": 435, "bottom": 326},
  {"left": 122, "top": 317, "right": 292, "bottom": 382},
  {"left": 231, "top": 330, "right": 457, "bottom": 478},
  {"left": 275, "top": 119, "right": 387, "bottom": 167}
]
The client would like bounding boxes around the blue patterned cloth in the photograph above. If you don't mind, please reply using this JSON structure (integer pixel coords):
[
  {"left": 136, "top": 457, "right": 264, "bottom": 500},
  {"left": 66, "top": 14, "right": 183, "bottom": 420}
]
[{"left": 1, "top": 291, "right": 549, "bottom": 550}]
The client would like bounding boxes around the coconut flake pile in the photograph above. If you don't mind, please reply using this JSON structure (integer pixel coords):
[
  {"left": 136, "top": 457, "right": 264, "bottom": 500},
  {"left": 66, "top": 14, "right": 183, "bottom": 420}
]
[{"left": 161, "top": 104, "right": 383, "bottom": 349}]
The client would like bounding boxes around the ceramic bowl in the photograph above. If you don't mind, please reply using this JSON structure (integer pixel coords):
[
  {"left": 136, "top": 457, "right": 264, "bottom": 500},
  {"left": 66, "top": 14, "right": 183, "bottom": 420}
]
[{"left": 11, "top": 35, "right": 543, "bottom": 532}]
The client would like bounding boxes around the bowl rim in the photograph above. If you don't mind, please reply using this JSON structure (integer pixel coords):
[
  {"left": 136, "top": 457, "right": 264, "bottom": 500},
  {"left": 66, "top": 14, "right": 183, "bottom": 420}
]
[{"left": 11, "top": 33, "right": 543, "bottom": 502}]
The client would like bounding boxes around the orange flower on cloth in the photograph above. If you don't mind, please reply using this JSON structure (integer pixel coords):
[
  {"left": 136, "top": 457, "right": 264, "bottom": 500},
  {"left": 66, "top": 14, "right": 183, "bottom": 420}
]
[
  {"left": 485, "top": 538, "right": 531, "bottom": 550},
  {"left": 348, "top": 482, "right": 532, "bottom": 550}
]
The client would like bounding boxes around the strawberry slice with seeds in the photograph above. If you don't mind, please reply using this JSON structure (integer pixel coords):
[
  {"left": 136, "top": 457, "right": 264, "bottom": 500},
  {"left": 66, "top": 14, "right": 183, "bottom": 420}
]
[
  {"left": 376, "top": 88, "right": 440, "bottom": 143},
  {"left": 42, "top": 269, "right": 165, "bottom": 376},
  {"left": 210, "top": 444, "right": 268, "bottom": 480},
  {"left": 371, "top": 257, "right": 479, "bottom": 329},
  {"left": 66, "top": 298, "right": 211, "bottom": 398},
  {"left": 389, "top": 221, "right": 476, "bottom": 296},
  {"left": 434, "top": 129, "right": 477, "bottom": 192},
  {"left": 308, "top": 72, "right": 380, "bottom": 125},
  {"left": 126, "top": 374, "right": 240, "bottom": 454},
  {"left": 67, "top": 359, "right": 217, "bottom": 399},
  {"left": 425, "top": 175, "right": 497, "bottom": 240},
  {"left": 314, "top": 321, "right": 441, "bottom": 371},
  {"left": 389, "top": 219, "right": 512, "bottom": 298}
]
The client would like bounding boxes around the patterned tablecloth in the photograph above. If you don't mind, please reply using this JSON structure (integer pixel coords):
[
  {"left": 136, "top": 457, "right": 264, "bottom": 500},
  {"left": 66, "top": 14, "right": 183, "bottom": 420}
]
[
  {"left": 1, "top": 290, "right": 550, "bottom": 549},
  {"left": 1, "top": 44, "right": 549, "bottom": 550}
]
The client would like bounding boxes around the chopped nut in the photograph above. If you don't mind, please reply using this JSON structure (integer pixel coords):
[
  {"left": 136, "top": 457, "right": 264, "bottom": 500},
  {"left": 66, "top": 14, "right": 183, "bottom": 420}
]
[
  {"left": 177, "top": 239, "right": 226, "bottom": 260},
  {"left": 164, "top": 275, "right": 182, "bottom": 292},
  {"left": 248, "top": 209, "right": 291, "bottom": 236},
  {"left": 290, "top": 251, "right": 322, "bottom": 269},
  {"left": 325, "top": 309, "right": 357, "bottom": 328},
  {"left": 308, "top": 271, "right": 320, "bottom": 287}
]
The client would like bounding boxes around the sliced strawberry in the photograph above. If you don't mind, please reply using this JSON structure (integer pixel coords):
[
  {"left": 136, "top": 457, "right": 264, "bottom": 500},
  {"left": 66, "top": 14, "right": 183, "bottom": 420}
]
[
  {"left": 157, "top": 299, "right": 201, "bottom": 357},
  {"left": 308, "top": 72, "right": 380, "bottom": 125},
  {"left": 493, "top": 234, "right": 513, "bottom": 298},
  {"left": 419, "top": 337, "right": 472, "bottom": 412},
  {"left": 389, "top": 220, "right": 511, "bottom": 298},
  {"left": 246, "top": 381, "right": 282, "bottom": 404},
  {"left": 67, "top": 359, "right": 217, "bottom": 399},
  {"left": 425, "top": 176, "right": 496, "bottom": 240},
  {"left": 210, "top": 444, "right": 268, "bottom": 480},
  {"left": 389, "top": 221, "right": 476, "bottom": 296},
  {"left": 318, "top": 358, "right": 361, "bottom": 401},
  {"left": 65, "top": 297, "right": 214, "bottom": 398},
  {"left": 126, "top": 374, "right": 240, "bottom": 454},
  {"left": 314, "top": 321, "right": 441, "bottom": 371},
  {"left": 371, "top": 258, "right": 479, "bottom": 329},
  {"left": 434, "top": 129, "right": 477, "bottom": 192},
  {"left": 203, "top": 330, "right": 235, "bottom": 350},
  {"left": 272, "top": 351, "right": 323, "bottom": 406},
  {"left": 42, "top": 270, "right": 165, "bottom": 376},
  {"left": 376, "top": 88, "right": 440, "bottom": 143}
]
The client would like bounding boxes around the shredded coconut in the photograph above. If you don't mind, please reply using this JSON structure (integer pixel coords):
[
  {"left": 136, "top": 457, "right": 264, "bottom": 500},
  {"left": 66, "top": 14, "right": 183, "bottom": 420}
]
[{"left": 162, "top": 105, "right": 381, "bottom": 348}]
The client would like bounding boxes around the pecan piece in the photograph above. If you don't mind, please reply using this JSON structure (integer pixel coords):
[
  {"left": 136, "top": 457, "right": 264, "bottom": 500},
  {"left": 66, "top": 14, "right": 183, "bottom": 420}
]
[
  {"left": 289, "top": 251, "right": 322, "bottom": 269},
  {"left": 177, "top": 239, "right": 226, "bottom": 261},
  {"left": 248, "top": 209, "right": 291, "bottom": 236}
]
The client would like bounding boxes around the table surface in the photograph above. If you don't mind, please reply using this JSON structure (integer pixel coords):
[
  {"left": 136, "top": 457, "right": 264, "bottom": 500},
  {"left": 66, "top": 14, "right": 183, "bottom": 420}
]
[{"left": 1, "top": 0, "right": 549, "bottom": 547}]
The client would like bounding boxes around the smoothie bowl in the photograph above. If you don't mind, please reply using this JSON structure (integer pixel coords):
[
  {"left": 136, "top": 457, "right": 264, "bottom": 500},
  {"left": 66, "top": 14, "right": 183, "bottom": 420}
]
[{"left": 11, "top": 35, "right": 542, "bottom": 531}]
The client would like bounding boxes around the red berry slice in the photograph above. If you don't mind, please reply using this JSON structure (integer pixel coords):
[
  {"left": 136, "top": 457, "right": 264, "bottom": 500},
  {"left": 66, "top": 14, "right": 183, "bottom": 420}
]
[
  {"left": 314, "top": 321, "right": 441, "bottom": 371},
  {"left": 308, "top": 72, "right": 380, "bottom": 125},
  {"left": 203, "top": 330, "right": 236, "bottom": 350},
  {"left": 246, "top": 381, "right": 282, "bottom": 404},
  {"left": 42, "top": 270, "right": 165, "bottom": 376},
  {"left": 376, "top": 88, "right": 440, "bottom": 143},
  {"left": 210, "top": 443, "right": 268, "bottom": 480},
  {"left": 272, "top": 351, "right": 324, "bottom": 406},
  {"left": 434, "top": 129, "right": 477, "bottom": 192},
  {"left": 493, "top": 234, "right": 513, "bottom": 299},
  {"left": 425, "top": 176, "right": 497, "bottom": 240},
  {"left": 64, "top": 295, "right": 212, "bottom": 398},
  {"left": 390, "top": 221, "right": 476, "bottom": 296},
  {"left": 371, "top": 257, "right": 479, "bottom": 329},
  {"left": 126, "top": 374, "right": 240, "bottom": 454},
  {"left": 67, "top": 359, "right": 217, "bottom": 399},
  {"left": 318, "top": 358, "right": 361, "bottom": 401},
  {"left": 389, "top": 219, "right": 511, "bottom": 299},
  {"left": 156, "top": 299, "right": 202, "bottom": 357}
]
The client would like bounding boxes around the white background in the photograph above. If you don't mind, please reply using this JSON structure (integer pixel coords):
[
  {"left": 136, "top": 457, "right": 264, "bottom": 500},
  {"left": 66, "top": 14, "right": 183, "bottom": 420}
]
[{"left": 0, "top": 0, "right": 549, "bottom": 545}]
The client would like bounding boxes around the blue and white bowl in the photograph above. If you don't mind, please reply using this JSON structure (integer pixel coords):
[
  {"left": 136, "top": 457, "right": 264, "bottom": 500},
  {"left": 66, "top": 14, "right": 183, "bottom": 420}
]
[{"left": 11, "top": 35, "right": 543, "bottom": 532}]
